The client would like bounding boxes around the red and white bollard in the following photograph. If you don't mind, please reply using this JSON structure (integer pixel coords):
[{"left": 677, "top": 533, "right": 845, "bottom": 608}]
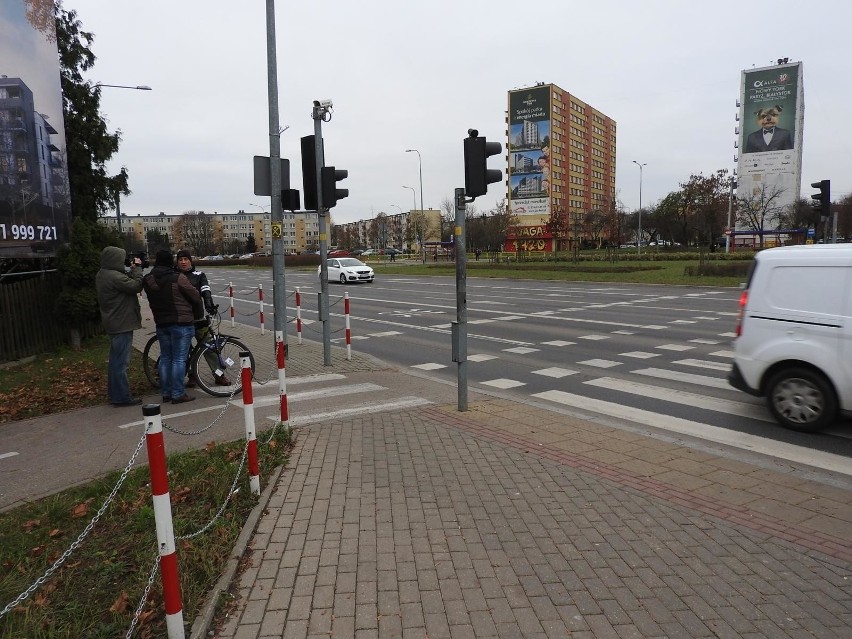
[
  {"left": 344, "top": 291, "right": 351, "bottom": 361},
  {"left": 275, "top": 331, "right": 289, "bottom": 429},
  {"left": 143, "top": 404, "right": 185, "bottom": 638},
  {"left": 295, "top": 287, "right": 303, "bottom": 345},
  {"left": 240, "top": 352, "right": 260, "bottom": 496},
  {"left": 258, "top": 284, "right": 265, "bottom": 335},
  {"left": 228, "top": 282, "right": 235, "bottom": 328}
]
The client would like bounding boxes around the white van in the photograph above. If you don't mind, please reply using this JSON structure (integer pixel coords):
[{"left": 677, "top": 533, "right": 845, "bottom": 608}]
[{"left": 728, "top": 244, "right": 852, "bottom": 432}]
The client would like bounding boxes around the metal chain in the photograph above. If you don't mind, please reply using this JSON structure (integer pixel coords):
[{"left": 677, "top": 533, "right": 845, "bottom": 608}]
[
  {"left": 0, "top": 430, "right": 149, "bottom": 619},
  {"left": 177, "top": 440, "right": 249, "bottom": 541},
  {"left": 163, "top": 385, "right": 240, "bottom": 436},
  {"left": 125, "top": 553, "right": 160, "bottom": 639}
]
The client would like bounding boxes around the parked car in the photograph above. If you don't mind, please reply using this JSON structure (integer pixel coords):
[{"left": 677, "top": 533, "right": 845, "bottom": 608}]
[
  {"left": 384, "top": 247, "right": 403, "bottom": 256},
  {"left": 318, "top": 258, "right": 374, "bottom": 284},
  {"left": 201, "top": 255, "right": 224, "bottom": 261},
  {"left": 328, "top": 249, "right": 351, "bottom": 257},
  {"left": 359, "top": 248, "right": 378, "bottom": 257},
  {"left": 728, "top": 244, "right": 852, "bottom": 432}
]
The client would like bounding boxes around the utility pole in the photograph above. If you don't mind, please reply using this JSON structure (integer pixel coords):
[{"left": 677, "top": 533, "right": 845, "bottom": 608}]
[{"left": 265, "top": 0, "right": 288, "bottom": 355}]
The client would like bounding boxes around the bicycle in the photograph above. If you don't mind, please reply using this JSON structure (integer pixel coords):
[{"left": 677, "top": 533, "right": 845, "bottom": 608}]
[{"left": 142, "top": 313, "right": 255, "bottom": 398}]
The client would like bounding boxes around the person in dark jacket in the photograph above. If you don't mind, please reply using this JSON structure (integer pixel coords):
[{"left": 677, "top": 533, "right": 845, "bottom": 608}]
[
  {"left": 175, "top": 249, "right": 231, "bottom": 385},
  {"left": 143, "top": 250, "right": 201, "bottom": 404},
  {"left": 95, "top": 246, "right": 144, "bottom": 406}
]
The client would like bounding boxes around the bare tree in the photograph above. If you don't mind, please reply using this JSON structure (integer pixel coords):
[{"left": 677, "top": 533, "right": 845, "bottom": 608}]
[
  {"left": 173, "top": 211, "right": 219, "bottom": 256},
  {"left": 545, "top": 207, "right": 571, "bottom": 253},
  {"left": 736, "top": 183, "right": 786, "bottom": 248}
]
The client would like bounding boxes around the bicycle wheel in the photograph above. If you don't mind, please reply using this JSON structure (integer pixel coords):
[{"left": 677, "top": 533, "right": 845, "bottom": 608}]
[
  {"left": 142, "top": 334, "right": 161, "bottom": 389},
  {"left": 189, "top": 336, "right": 255, "bottom": 397}
]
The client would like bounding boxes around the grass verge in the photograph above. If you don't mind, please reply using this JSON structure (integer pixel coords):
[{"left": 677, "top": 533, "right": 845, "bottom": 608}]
[
  {"left": 0, "top": 335, "right": 290, "bottom": 637},
  {"left": 0, "top": 428, "right": 289, "bottom": 638},
  {"left": 372, "top": 258, "right": 748, "bottom": 287}
]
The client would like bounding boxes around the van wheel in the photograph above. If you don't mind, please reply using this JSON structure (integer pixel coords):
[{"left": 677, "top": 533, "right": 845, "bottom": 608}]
[{"left": 765, "top": 368, "right": 837, "bottom": 432}]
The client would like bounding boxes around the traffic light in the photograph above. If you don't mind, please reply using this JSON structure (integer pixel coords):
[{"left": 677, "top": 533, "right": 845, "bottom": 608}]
[
  {"left": 811, "top": 179, "right": 831, "bottom": 219},
  {"left": 281, "top": 189, "right": 300, "bottom": 211},
  {"left": 321, "top": 166, "right": 349, "bottom": 208},
  {"left": 463, "top": 129, "right": 502, "bottom": 198},
  {"left": 301, "top": 135, "right": 321, "bottom": 211}
]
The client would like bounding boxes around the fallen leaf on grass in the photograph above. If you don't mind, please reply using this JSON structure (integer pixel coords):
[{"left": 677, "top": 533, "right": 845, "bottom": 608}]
[
  {"left": 110, "top": 591, "right": 130, "bottom": 613},
  {"left": 22, "top": 519, "right": 40, "bottom": 531},
  {"left": 71, "top": 499, "right": 93, "bottom": 518}
]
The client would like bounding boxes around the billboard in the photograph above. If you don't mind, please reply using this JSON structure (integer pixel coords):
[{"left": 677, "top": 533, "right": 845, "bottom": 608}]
[
  {"left": 0, "top": 1, "right": 71, "bottom": 258},
  {"left": 508, "top": 86, "right": 551, "bottom": 217},
  {"left": 736, "top": 62, "right": 804, "bottom": 215}
]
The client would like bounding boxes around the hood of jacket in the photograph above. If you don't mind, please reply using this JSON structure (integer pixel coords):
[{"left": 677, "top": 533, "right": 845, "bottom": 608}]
[{"left": 100, "top": 246, "right": 127, "bottom": 271}]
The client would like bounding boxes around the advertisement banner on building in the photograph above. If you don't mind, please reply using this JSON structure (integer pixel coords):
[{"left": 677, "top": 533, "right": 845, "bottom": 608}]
[
  {"left": 508, "top": 86, "right": 551, "bottom": 217},
  {"left": 736, "top": 62, "right": 803, "bottom": 216},
  {"left": 0, "top": 1, "right": 71, "bottom": 258},
  {"left": 504, "top": 223, "right": 554, "bottom": 253}
]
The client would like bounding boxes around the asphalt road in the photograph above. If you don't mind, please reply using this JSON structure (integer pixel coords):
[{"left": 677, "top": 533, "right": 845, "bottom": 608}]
[{"left": 206, "top": 266, "right": 852, "bottom": 464}]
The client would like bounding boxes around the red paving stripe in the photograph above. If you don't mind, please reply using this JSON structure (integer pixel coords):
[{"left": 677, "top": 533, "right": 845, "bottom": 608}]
[{"left": 420, "top": 406, "right": 852, "bottom": 564}]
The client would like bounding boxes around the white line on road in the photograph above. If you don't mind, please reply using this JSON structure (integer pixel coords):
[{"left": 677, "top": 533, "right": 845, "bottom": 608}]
[
  {"left": 532, "top": 389, "right": 852, "bottom": 476},
  {"left": 632, "top": 367, "right": 731, "bottom": 390},
  {"left": 583, "top": 377, "right": 773, "bottom": 422},
  {"left": 671, "top": 358, "right": 731, "bottom": 372},
  {"left": 0, "top": 452, "right": 19, "bottom": 460},
  {"left": 269, "top": 396, "right": 433, "bottom": 425}
]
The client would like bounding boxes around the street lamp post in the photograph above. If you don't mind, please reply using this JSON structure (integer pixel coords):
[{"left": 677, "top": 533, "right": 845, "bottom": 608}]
[
  {"left": 405, "top": 149, "right": 424, "bottom": 222},
  {"left": 402, "top": 184, "right": 419, "bottom": 255},
  {"left": 632, "top": 160, "right": 646, "bottom": 255},
  {"left": 94, "top": 82, "right": 152, "bottom": 233}
]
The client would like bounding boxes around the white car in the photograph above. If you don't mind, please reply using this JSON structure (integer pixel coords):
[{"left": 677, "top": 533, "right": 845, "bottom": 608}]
[
  {"left": 319, "top": 258, "right": 374, "bottom": 284},
  {"left": 728, "top": 244, "right": 852, "bottom": 432}
]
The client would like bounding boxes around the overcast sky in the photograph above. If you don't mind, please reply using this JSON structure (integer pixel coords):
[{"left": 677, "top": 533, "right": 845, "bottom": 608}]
[{"left": 66, "top": 0, "right": 852, "bottom": 225}]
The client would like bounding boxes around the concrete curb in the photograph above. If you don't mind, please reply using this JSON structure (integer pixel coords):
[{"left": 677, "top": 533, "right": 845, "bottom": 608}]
[{"left": 188, "top": 436, "right": 292, "bottom": 639}]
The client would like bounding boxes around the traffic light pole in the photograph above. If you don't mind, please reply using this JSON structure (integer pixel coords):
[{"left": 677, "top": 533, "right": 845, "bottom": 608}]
[
  {"left": 312, "top": 107, "right": 332, "bottom": 366},
  {"left": 264, "top": 0, "right": 288, "bottom": 356},
  {"left": 452, "top": 187, "right": 469, "bottom": 412}
]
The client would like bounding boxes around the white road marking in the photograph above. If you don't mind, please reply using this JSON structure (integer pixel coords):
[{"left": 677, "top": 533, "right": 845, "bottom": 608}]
[
  {"left": 709, "top": 350, "right": 736, "bottom": 358},
  {"left": 234, "top": 383, "right": 387, "bottom": 408},
  {"left": 411, "top": 363, "right": 447, "bottom": 370},
  {"left": 532, "top": 389, "right": 852, "bottom": 476},
  {"left": 368, "top": 331, "right": 403, "bottom": 337},
  {"left": 656, "top": 344, "right": 695, "bottom": 352},
  {"left": 541, "top": 340, "right": 575, "bottom": 346},
  {"left": 480, "top": 378, "right": 526, "bottom": 389},
  {"left": 532, "top": 367, "right": 578, "bottom": 378},
  {"left": 584, "top": 377, "right": 772, "bottom": 422},
  {"left": 611, "top": 330, "right": 635, "bottom": 335},
  {"left": 273, "top": 397, "right": 433, "bottom": 425},
  {"left": 689, "top": 339, "right": 721, "bottom": 345},
  {"left": 619, "top": 351, "right": 659, "bottom": 359},
  {"left": 632, "top": 367, "right": 731, "bottom": 390},
  {"left": 468, "top": 354, "right": 498, "bottom": 362},
  {"left": 672, "top": 358, "right": 731, "bottom": 372},
  {"left": 578, "top": 359, "right": 622, "bottom": 368},
  {"left": 0, "top": 452, "right": 19, "bottom": 460},
  {"left": 579, "top": 335, "right": 609, "bottom": 341},
  {"left": 503, "top": 347, "right": 540, "bottom": 354}
]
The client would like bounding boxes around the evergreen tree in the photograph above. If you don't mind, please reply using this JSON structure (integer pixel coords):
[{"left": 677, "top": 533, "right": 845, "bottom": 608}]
[
  {"left": 52, "top": 2, "right": 127, "bottom": 345},
  {"left": 55, "top": 2, "right": 128, "bottom": 221}
]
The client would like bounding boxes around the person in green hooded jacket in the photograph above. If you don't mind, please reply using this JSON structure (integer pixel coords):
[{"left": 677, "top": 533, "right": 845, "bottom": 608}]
[{"left": 95, "top": 246, "right": 144, "bottom": 406}]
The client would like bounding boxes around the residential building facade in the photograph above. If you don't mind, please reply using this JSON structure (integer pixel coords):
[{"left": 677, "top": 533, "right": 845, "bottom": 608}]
[
  {"left": 506, "top": 83, "right": 617, "bottom": 252},
  {"left": 99, "top": 209, "right": 321, "bottom": 255}
]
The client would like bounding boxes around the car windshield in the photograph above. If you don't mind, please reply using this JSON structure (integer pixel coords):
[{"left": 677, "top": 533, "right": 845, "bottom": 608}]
[{"left": 336, "top": 258, "right": 364, "bottom": 267}]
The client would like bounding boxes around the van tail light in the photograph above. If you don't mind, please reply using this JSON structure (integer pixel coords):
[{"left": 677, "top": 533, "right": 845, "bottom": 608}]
[{"left": 735, "top": 289, "right": 748, "bottom": 337}]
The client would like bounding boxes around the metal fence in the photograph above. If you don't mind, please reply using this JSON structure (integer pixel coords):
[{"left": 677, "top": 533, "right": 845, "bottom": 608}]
[{"left": 0, "top": 272, "right": 98, "bottom": 363}]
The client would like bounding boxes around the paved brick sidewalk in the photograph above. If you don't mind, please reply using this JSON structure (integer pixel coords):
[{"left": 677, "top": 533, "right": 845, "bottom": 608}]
[{"left": 213, "top": 397, "right": 852, "bottom": 638}]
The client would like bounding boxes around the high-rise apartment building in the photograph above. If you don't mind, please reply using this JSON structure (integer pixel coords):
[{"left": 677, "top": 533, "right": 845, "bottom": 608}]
[{"left": 506, "top": 83, "right": 616, "bottom": 251}]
